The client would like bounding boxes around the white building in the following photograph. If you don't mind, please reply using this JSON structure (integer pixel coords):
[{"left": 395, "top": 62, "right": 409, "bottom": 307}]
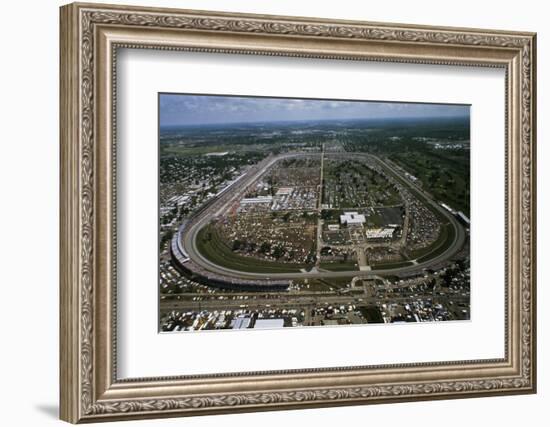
[
  {"left": 366, "top": 228, "right": 395, "bottom": 239},
  {"left": 239, "top": 195, "right": 273, "bottom": 205},
  {"left": 205, "top": 151, "right": 228, "bottom": 157},
  {"left": 340, "top": 212, "right": 366, "bottom": 226},
  {"left": 276, "top": 187, "right": 293, "bottom": 196}
]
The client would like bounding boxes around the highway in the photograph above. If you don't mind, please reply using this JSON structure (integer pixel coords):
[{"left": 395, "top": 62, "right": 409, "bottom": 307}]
[
  {"left": 177, "top": 152, "right": 466, "bottom": 282},
  {"left": 160, "top": 293, "right": 469, "bottom": 312}
]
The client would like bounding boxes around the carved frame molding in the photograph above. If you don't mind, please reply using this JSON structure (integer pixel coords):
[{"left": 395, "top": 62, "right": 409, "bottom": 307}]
[{"left": 60, "top": 2, "right": 536, "bottom": 423}]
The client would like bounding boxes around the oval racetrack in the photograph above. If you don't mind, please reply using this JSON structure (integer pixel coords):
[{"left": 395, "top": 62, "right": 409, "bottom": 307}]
[{"left": 175, "top": 152, "right": 466, "bottom": 282}]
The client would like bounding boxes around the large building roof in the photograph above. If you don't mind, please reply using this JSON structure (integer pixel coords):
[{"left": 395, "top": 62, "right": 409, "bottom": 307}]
[{"left": 340, "top": 212, "right": 366, "bottom": 225}]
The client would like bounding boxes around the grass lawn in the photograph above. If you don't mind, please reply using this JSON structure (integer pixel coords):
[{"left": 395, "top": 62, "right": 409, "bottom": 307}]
[
  {"left": 358, "top": 306, "right": 385, "bottom": 323},
  {"left": 300, "top": 280, "right": 333, "bottom": 292},
  {"left": 319, "top": 261, "right": 358, "bottom": 272},
  {"left": 318, "top": 277, "right": 352, "bottom": 289},
  {"left": 196, "top": 225, "right": 307, "bottom": 274},
  {"left": 371, "top": 260, "right": 414, "bottom": 270}
]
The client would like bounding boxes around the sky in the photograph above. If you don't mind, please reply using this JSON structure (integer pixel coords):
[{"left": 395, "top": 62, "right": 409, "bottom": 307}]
[{"left": 159, "top": 93, "right": 470, "bottom": 127}]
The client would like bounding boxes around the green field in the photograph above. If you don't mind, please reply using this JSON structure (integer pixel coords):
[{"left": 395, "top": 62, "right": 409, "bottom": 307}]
[
  {"left": 297, "top": 280, "right": 333, "bottom": 292},
  {"left": 196, "top": 224, "right": 308, "bottom": 274},
  {"left": 319, "top": 261, "right": 358, "bottom": 272},
  {"left": 298, "top": 278, "right": 351, "bottom": 291},
  {"left": 371, "top": 260, "right": 414, "bottom": 270},
  {"left": 318, "top": 277, "right": 353, "bottom": 289},
  {"left": 358, "top": 306, "right": 385, "bottom": 323}
]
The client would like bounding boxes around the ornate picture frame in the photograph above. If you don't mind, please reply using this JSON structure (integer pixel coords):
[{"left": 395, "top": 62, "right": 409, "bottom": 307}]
[{"left": 60, "top": 2, "right": 536, "bottom": 423}]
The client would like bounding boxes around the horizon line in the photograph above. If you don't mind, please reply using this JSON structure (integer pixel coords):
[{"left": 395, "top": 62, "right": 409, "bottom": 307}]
[{"left": 160, "top": 114, "right": 470, "bottom": 130}]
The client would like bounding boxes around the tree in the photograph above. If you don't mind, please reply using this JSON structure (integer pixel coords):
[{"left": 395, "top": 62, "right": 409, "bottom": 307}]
[
  {"left": 260, "top": 242, "right": 271, "bottom": 254},
  {"left": 320, "top": 210, "right": 331, "bottom": 220},
  {"left": 273, "top": 245, "right": 285, "bottom": 259}
]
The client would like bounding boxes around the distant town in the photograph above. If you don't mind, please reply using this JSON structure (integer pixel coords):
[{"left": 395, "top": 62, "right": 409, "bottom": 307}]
[{"left": 159, "top": 95, "right": 470, "bottom": 332}]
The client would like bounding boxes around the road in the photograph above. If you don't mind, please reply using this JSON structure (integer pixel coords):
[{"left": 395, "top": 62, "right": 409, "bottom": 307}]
[
  {"left": 160, "top": 293, "right": 470, "bottom": 312},
  {"left": 315, "top": 144, "right": 325, "bottom": 267},
  {"left": 178, "top": 152, "right": 466, "bottom": 282}
]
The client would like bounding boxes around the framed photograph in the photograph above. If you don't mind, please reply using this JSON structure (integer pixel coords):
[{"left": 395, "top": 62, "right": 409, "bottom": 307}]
[{"left": 60, "top": 2, "right": 537, "bottom": 423}]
